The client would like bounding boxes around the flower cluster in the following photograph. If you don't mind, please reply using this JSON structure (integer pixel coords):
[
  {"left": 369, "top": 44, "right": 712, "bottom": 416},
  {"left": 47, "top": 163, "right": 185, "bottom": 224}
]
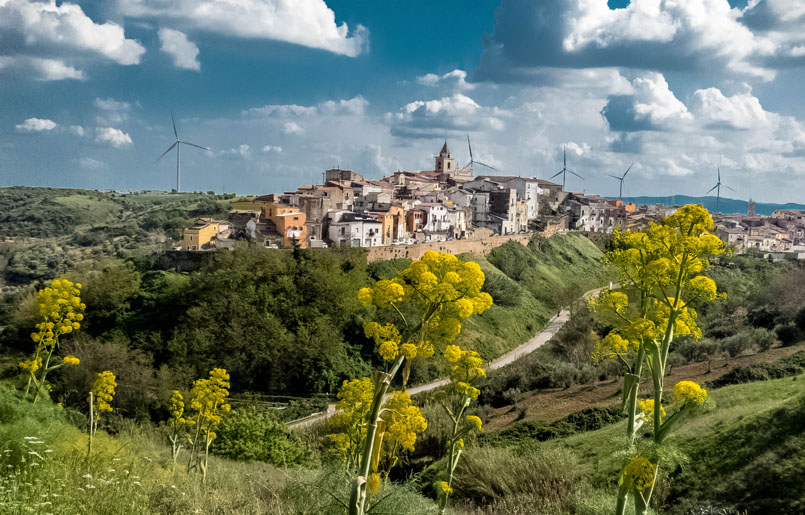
[
  {"left": 673, "top": 380, "right": 708, "bottom": 408},
  {"left": 169, "top": 390, "right": 187, "bottom": 425},
  {"left": 188, "top": 368, "right": 231, "bottom": 441},
  {"left": 90, "top": 371, "right": 117, "bottom": 420},
  {"left": 623, "top": 456, "right": 656, "bottom": 492},
  {"left": 382, "top": 390, "right": 428, "bottom": 453},
  {"left": 30, "top": 278, "right": 85, "bottom": 351},
  {"left": 358, "top": 251, "right": 492, "bottom": 364},
  {"left": 638, "top": 399, "right": 665, "bottom": 425},
  {"left": 62, "top": 355, "right": 80, "bottom": 366},
  {"left": 328, "top": 377, "right": 375, "bottom": 465},
  {"left": 445, "top": 344, "right": 486, "bottom": 400}
]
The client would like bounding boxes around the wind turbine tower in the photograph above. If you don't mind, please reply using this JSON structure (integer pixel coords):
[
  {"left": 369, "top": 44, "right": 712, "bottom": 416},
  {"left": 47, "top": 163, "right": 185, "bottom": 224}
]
[
  {"left": 705, "top": 166, "right": 735, "bottom": 212},
  {"left": 609, "top": 163, "right": 633, "bottom": 200},
  {"left": 156, "top": 113, "right": 210, "bottom": 192},
  {"left": 549, "top": 146, "right": 584, "bottom": 189}
]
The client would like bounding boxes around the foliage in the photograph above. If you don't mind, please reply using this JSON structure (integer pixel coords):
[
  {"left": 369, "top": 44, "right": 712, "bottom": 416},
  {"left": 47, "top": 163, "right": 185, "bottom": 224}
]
[
  {"left": 486, "top": 407, "right": 625, "bottom": 446},
  {"left": 710, "top": 350, "right": 805, "bottom": 387},
  {"left": 211, "top": 407, "right": 309, "bottom": 466}
]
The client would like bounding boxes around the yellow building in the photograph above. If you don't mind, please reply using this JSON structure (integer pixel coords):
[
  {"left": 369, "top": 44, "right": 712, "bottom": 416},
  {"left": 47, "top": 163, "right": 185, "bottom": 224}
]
[{"left": 181, "top": 221, "right": 221, "bottom": 250}]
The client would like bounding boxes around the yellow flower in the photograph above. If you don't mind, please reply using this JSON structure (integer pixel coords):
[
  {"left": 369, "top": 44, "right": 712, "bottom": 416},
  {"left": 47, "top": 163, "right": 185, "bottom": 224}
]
[
  {"left": 673, "top": 380, "right": 707, "bottom": 407},
  {"left": 90, "top": 371, "right": 117, "bottom": 419},
  {"left": 400, "top": 343, "right": 417, "bottom": 359},
  {"left": 62, "top": 355, "right": 80, "bottom": 366},
  {"left": 623, "top": 456, "right": 656, "bottom": 491},
  {"left": 378, "top": 340, "right": 399, "bottom": 361},
  {"left": 440, "top": 481, "right": 453, "bottom": 494},
  {"left": 637, "top": 399, "right": 665, "bottom": 424},
  {"left": 466, "top": 415, "right": 483, "bottom": 432},
  {"left": 444, "top": 344, "right": 462, "bottom": 363},
  {"left": 19, "top": 357, "right": 42, "bottom": 373}
]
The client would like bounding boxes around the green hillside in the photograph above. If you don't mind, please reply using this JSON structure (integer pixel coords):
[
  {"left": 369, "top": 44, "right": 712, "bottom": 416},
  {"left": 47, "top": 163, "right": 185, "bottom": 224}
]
[{"left": 614, "top": 194, "right": 805, "bottom": 216}]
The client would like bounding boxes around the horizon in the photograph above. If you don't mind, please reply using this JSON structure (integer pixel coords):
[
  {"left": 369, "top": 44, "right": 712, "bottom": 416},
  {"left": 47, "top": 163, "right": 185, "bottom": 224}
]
[{"left": 2, "top": 0, "right": 805, "bottom": 203}]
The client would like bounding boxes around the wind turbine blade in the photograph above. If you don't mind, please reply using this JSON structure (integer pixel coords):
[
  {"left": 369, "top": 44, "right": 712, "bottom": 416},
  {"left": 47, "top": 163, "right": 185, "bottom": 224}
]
[
  {"left": 549, "top": 170, "right": 564, "bottom": 180},
  {"left": 171, "top": 112, "right": 178, "bottom": 140},
  {"left": 567, "top": 169, "right": 584, "bottom": 180},
  {"left": 705, "top": 184, "right": 718, "bottom": 195},
  {"left": 623, "top": 163, "right": 633, "bottom": 178},
  {"left": 181, "top": 141, "right": 210, "bottom": 151},
  {"left": 155, "top": 142, "right": 178, "bottom": 162},
  {"left": 563, "top": 146, "right": 566, "bottom": 168},
  {"left": 718, "top": 166, "right": 721, "bottom": 182},
  {"left": 724, "top": 185, "right": 737, "bottom": 193},
  {"left": 466, "top": 133, "right": 473, "bottom": 162},
  {"left": 474, "top": 161, "right": 497, "bottom": 171},
  {"left": 608, "top": 174, "right": 622, "bottom": 180}
]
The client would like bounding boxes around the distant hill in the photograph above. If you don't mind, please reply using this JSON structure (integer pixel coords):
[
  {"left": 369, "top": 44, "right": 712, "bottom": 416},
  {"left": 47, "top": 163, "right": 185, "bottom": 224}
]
[{"left": 611, "top": 195, "right": 805, "bottom": 216}]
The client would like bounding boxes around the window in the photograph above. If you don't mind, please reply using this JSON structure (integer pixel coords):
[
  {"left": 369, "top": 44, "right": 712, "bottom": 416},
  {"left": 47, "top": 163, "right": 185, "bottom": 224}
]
[{"left": 447, "top": 162, "right": 451, "bottom": 169}]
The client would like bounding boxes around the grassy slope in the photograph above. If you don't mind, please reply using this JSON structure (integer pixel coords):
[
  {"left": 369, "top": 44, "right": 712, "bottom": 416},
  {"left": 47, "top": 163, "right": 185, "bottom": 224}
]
[{"left": 546, "top": 374, "right": 805, "bottom": 513}]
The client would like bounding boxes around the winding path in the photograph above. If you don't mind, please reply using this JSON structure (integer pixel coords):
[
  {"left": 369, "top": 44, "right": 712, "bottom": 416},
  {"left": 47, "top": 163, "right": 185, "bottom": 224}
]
[{"left": 288, "top": 284, "right": 611, "bottom": 429}]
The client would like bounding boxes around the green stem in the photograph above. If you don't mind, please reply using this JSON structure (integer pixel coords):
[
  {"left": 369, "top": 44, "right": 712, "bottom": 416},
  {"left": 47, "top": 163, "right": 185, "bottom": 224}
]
[
  {"left": 33, "top": 345, "right": 57, "bottom": 404},
  {"left": 349, "top": 355, "right": 405, "bottom": 515},
  {"left": 615, "top": 474, "right": 630, "bottom": 515}
]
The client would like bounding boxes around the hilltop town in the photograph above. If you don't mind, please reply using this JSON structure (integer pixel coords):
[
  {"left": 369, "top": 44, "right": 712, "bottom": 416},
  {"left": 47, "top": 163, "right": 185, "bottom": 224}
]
[{"left": 178, "top": 141, "right": 805, "bottom": 260}]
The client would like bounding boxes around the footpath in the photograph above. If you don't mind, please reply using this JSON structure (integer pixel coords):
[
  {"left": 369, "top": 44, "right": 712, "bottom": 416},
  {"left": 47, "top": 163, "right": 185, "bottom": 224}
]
[{"left": 288, "top": 284, "right": 611, "bottom": 429}]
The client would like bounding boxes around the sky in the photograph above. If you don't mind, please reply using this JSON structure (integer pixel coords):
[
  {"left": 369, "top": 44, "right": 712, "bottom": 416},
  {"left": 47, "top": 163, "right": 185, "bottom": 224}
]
[{"left": 2, "top": 0, "right": 805, "bottom": 203}]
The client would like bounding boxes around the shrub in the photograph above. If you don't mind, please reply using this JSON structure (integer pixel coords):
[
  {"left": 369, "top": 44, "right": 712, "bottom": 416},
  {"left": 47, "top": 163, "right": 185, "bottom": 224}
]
[
  {"left": 211, "top": 407, "right": 310, "bottom": 466},
  {"left": 487, "top": 407, "right": 624, "bottom": 446},
  {"left": 710, "top": 353, "right": 805, "bottom": 387},
  {"left": 720, "top": 327, "right": 775, "bottom": 357},
  {"left": 774, "top": 323, "right": 800, "bottom": 347}
]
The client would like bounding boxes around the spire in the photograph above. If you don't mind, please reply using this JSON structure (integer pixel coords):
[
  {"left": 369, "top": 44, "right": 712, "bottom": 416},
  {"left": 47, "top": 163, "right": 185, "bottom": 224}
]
[{"left": 439, "top": 140, "right": 450, "bottom": 157}]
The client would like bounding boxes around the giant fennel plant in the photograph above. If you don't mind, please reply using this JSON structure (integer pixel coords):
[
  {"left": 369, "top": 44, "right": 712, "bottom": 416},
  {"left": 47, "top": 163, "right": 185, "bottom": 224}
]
[
  {"left": 590, "top": 205, "right": 725, "bottom": 515},
  {"left": 341, "top": 251, "right": 492, "bottom": 515}
]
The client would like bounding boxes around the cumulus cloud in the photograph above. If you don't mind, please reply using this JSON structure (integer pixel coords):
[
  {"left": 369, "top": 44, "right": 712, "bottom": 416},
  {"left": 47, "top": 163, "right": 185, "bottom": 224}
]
[
  {"left": 475, "top": 0, "right": 780, "bottom": 83},
  {"left": 69, "top": 125, "right": 86, "bottom": 136},
  {"left": 282, "top": 122, "right": 304, "bottom": 135},
  {"left": 95, "top": 97, "right": 132, "bottom": 125},
  {"left": 16, "top": 117, "right": 57, "bottom": 131},
  {"left": 262, "top": 145, "right": 283, "bottom": 153},
  {"left": 387, "top": 93, "right": 507, "bottom": 139},
  {"left": 158, "top": 28, "right": 200, "bottom": 71},
  {"left": 119, "top": 0, "right": 368, "bottom": 57},
  {"left": 690, "top": 86, "right": 771, "bottom": 130},
  {"left": 0, "top": 55, "right": 86, "bottom": 81},
  {"left": 96, "top": 127, "right": 133, "bottom": 147},
  {"left": 244, "top": 96, "right": 367, "bottom": 118},
  {"left": 0, "top": 0, "right": 145, "bottom": 72},
  {"left": 417, "top": 69, "right": 474, "bottom": 91},
  {"left": 601, "top": 73, "right": 692, "bottom": 132}
]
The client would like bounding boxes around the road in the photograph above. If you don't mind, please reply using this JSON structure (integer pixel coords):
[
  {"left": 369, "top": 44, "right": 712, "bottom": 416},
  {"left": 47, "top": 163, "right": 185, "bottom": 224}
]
[{"left": 287, "top": 284, "right": 611, "bottom": 429}]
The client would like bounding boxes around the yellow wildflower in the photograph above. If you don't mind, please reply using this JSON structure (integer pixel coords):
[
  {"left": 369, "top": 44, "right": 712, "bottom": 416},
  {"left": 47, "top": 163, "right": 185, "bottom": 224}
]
[
  {"left": 673, "top": 381, "right": 707, "bottom": 408},
  {"left": 440, "top": 481, "right": 453, "bottom": 494},
  {"left": 62, "top": 355, "right": 80, "bottom": 366},
  {"left": 623, "top": 456, "right": 656, "bottom": 491},
  {"left": 466, "top": 415, "right": 483, "bottom": 432}
]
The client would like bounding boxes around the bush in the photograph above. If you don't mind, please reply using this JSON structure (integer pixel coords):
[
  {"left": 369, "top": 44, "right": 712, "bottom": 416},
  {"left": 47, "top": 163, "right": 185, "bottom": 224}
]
[
  {"left": 211, "top": 407, "right": 310, "bottom": 466},
  {"left": 486, "top": 407, "right": 624, "bottom": 446},
  {"left": 710, "top": 353, "right": 805, "bottom": 387},
  {"left": 720, "top": 327, "right": 775, "bottom": 357},
  {"left": 775, "top": 323, "right": 800, "bottom": 347}
]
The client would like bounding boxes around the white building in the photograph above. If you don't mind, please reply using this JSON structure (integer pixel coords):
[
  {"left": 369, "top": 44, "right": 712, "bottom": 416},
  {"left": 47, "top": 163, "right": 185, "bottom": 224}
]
[{"left": 327, "top": 212, "right": 384, "bottom": 248}]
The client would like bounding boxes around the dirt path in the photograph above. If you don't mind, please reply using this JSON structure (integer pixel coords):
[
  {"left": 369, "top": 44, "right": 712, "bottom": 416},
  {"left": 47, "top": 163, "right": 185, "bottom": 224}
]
[{"left": 288, "top": 285, "right": 611, "bottom": 429}]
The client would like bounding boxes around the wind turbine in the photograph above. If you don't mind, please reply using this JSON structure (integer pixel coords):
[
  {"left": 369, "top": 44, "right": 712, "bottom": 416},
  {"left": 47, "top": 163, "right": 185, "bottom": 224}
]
[
  {"left": 155, "top": 112, "right": 209, "bottom": 192},
  {"left": 609, "top": 163, "right": 633, "bottom": 200},
  {"left": 465, "top": 134, "right": 497, "bottom": 172},
  {"left": 549, "top": 146, "right": 584, "bottom": 189},
  {"left": 704, "top": 166, "right": 735, "bottom": 212}
]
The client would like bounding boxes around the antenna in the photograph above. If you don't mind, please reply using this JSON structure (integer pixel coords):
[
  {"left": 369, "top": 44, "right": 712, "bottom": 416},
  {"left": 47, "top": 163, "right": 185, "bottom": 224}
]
[
  {"left": 608, "top": 163, "right": 633, "bottom": 200},
  {"left": 548, "top": 145, "right": 584, "bottom": 189},
  {"left": 156, "top": 111, "right": 210, "bottom": 192}
]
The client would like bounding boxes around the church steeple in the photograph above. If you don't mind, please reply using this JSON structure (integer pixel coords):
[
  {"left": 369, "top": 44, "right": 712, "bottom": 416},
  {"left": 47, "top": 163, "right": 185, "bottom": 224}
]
[{"left": 435, "top": 140, "right": 455, "bottom": 173}]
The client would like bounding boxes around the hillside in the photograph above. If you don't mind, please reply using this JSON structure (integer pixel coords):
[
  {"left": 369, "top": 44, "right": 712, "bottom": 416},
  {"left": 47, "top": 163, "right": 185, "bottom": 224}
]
[
  {"left": 612, "top": 194, "right": 805, "bottom": 215},
  {"left": 0, "top": 187, "right": 232, "bottom": 287}
]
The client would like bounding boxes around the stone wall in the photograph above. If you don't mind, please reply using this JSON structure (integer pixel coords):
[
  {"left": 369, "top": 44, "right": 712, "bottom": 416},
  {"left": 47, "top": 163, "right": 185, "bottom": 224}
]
[{"left": 366, "top": 232, "right": 535, "bottom": 263}]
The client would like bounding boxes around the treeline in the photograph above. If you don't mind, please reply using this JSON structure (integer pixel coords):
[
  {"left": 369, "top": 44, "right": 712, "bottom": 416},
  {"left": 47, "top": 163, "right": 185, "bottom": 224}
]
[{"left": 0, "top": 234, "right": 610, "bottom": 422}]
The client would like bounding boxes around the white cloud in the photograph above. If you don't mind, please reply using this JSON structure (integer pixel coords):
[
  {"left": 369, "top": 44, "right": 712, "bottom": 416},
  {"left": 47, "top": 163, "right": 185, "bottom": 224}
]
[
  {"left": 601, "top": 73, "right": 692, "bottom": 132},
  {"left": 244, "top": 96, "right": 367, "bottom": 118},
  {"left": 476, "top": 0, "right": 780, "bottom": 82},
  {"left": 282, "top": 122, "right": 304, "bottom": 135},
  {"left": 69, "top": 125, "right": 86, "bottom": 136},
  {"left": 94, "top": 97, "right": 131, "bottom": 125},
  {"left": 0, "top": 0, "right": 145, "bottom": 65},
  {"left": 417, "top": 69, "right": 474, "bottom": 91},
  {"left": 96, "top": 127, "right": 133, "bottom": 147},
  {"left": 158, "top": 28, "right": 200, "bottom": 71},
  {"left": 387, "top": 93, "right": 508, "bottom": 139},
  {"left": 77, "top": 156, "right": 108, "bottom": 170},
  {"left": 0, "top": 55, "right": 86, "bottom": 81},
  {"left": 691, "top": 86, "right": 770, "bottom": 130},
  {"left": 16, "top": 117, "right": 57, "bottom": 131},
  {"left": 262, "top": 145, "right": 283, "bottom": 153},
  {"left": 119, "top": 0, "right": 368, "bottom": 57},
  {"left": 95, "top": 98, "right": 131, "bottom": 112}
]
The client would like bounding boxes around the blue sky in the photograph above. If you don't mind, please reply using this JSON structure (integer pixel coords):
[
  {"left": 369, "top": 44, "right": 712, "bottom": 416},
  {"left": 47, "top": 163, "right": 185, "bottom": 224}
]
[{"left": 2, "top": 0, "right": 805, "bottom": 203}]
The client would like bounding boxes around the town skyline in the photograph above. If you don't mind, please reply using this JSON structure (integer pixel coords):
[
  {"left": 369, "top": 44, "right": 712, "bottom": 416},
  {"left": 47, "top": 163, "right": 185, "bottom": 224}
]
[{"left": 2, "top": 0, "right": 805, "bottom": 203}]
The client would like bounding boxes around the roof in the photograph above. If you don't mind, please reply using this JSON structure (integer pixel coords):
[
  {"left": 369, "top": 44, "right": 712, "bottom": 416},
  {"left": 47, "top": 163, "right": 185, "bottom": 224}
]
[{"left": 439, "top": 141, "right": 451, "bottom": 156}]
